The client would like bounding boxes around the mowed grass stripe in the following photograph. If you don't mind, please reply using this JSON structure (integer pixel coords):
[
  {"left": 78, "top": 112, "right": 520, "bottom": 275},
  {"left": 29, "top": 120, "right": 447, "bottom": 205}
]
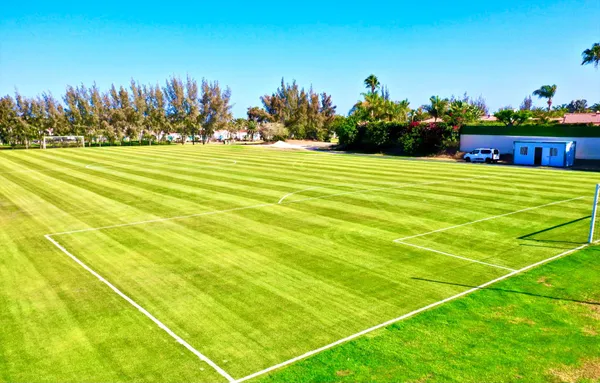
[
  {"left": 2, "top": 147, "right": 595, "bottom": 243},
  {"left": 79, "top": 146, "right": 600, "bottom": 199},
  {"left": 58, "top": 147, "right": 469, "bottom": 191},
  {"left": 2, "top": 144, "right": 599, "bottom": 381},
  {"left": 1, "top": 152, "right": 289, "bottom": 224},
  {"left": 57, "top": 204, "right": 507, "bottom": 376},
  {"left": 49, "top": 148, "right": 592, "bottom": 376},
  {"left": 24, "top": 152, "right": 507, "bottom": 235},
  {"left": 3, "top": 145, "right": 599, "bottom": 191},
  {"left": 9, "top": 146, "right": 588, "bottom": 244},
  {"left": 19, "top": 146, "right": 592, "bottom": 243},
  {"left": 37, "top": 148, "right": 417, "bottom": 208},
  {"left": 93, "top": 146, "right": 498, "bottom": 186},
  {"left": 120, "top": 145, "right": 600, "bottom": 186},
  {"left": 0, "top": 156, "right": 196, "bottom": 232},
  {"left": 0, "top": 162, "right": 227, "bottom": 382},
  {"left": 4, "top": 147, "right": 595, "bottom": 202},
  {"left": 55, "top": 150, "right": 345, "bottom": 203}
]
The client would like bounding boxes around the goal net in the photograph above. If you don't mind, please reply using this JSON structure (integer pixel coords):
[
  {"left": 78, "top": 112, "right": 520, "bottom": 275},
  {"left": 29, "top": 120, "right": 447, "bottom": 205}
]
[
  {"left": 589, "top": 184, "right": 600, "bottom": 243},
  {"left": 42, "top": 136, "right": 85, "bottom": 149}
]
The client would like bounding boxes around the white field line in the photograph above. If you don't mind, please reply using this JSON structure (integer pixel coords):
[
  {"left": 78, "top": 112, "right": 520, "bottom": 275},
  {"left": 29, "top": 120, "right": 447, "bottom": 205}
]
[
  {"left": 392, "top": 196, "right": 585, "bottom": 271},
  {"left": 48, "top": 175, "right": 486, "bottom": 236},
  {"left": 278, "top": 187, "right": 323, "bottom": 204},
  {"left": 394, "top": 196, "right": 586, "bottom": 242},
  {"left": 44, "top": 234, "right": 236, "bottom": 383},
  {"left": 396, "top": 241, "right": 516, "bottom": 271},
  {"left": 236, "top": 241, "right": 595, "bottom": 383}
]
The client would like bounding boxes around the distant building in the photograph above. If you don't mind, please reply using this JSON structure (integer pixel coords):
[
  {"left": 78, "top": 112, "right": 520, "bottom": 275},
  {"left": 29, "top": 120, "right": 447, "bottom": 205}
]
[
  {"left": 212, "top": 129, "right": 260, "bottom": 141},
  {"left": 422, "top": 113, "right": 600, "bottom": 125},
  {"left": 479, "top": 115, "right": 498, "bottom": 122},
  {"left": 421, "top": 115, "right": 498, "bottom": 124},
  {"left": 460, "top": 125, "right": 600, "bottom": 161},
  {"left": 562, "top": 113, "right": 600, "bottom": 125}
]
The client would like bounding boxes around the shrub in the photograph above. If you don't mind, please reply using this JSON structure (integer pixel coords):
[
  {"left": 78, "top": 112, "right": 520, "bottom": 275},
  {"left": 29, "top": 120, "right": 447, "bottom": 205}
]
[
  {"left": 333, "top": 116, "right": 358, "bottom": 146},
  {"left": 259, "top": 122, "right": 288, "bottom": 142},
  {"left": 338, "top": 120, "right": 458, "bottom": 155}
]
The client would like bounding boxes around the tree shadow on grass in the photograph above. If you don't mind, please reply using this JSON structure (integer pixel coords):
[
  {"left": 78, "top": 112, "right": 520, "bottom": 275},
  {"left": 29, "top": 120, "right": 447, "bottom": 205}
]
[
  {"left": 518, "top": 243, "right": 581, "bottom": 250},
  {"left": 517, "top": 216, "right": 591, "bottom": 245},
  {"left": 411, "top": 277, "right": 600, "bottom": 306}
]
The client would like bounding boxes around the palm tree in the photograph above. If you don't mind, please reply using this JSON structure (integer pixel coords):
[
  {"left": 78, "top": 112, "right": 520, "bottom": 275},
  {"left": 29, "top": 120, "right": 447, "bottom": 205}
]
[
  {"left": 424, "top": 96, "right": 449, "bottom": 122},
  {"left": 364, "top": 75, "right": 380, "bottom": 94},
  {"left": 532, "top": 85, "right": 557, "bottom": 111},
  {"left": 582, "top": 42, "right": 600, "bottom": 69},
  {"left": 354, "top": 92, "right": 383, "bottom": 120}
]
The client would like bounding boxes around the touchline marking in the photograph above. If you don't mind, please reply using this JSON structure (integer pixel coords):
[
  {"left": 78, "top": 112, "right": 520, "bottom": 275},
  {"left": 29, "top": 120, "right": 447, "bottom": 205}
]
[
  {"left": 44, "top": 234, "right": 236, "bottom": 383},
  {"left": 235, "top": 241, "right": 595, "bottom": 383},
  {"left": 48, "top": 175, "right": 487, "bottom": 236},
  {"left": 395, "top": 241, "right": 516, "bottom": 271},
  {"left": 394, "top": 196, "right": 586, "bottom": 242}
]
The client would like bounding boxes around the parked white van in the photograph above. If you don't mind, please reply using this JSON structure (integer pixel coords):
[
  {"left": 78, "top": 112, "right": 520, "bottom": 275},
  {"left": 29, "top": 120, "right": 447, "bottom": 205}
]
[{"left": 464, "top": 148, "right": 500, "bottom": 163}]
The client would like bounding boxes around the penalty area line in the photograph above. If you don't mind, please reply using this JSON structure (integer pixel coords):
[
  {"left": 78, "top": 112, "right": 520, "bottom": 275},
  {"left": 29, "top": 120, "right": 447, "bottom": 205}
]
[
  {"left": 394, "top": 196, "right": 586, "bottom": 242},
  {"left": 235, "top": 241, "right": 593, "bottom": 383},
  {"left": 395, "top": 241, "right": 516, "bottom": 271},
  {"left": 44, "top": 234, "right": 236, "bottom": 383}
]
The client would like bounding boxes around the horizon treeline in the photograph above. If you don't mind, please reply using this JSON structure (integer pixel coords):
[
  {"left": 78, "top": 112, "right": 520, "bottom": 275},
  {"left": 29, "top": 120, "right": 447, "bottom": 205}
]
[
  {"left": 2, "top": 74, "right": 599, "bottom": 149},
  {"left": 0, "top": 76, "right": 232, "bottom": 147}
]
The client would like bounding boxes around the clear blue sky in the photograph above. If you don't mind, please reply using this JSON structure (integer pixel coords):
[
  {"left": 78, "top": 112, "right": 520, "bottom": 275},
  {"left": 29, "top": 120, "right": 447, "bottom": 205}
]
[{"left": 1, "top": 0, "right": 599, "bottom": 117}]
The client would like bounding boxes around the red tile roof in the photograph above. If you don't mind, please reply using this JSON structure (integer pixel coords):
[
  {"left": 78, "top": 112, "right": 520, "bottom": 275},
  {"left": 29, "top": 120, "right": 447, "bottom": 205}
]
[{"left": 562, "top": 113, "right": 600, "bottom": 125}]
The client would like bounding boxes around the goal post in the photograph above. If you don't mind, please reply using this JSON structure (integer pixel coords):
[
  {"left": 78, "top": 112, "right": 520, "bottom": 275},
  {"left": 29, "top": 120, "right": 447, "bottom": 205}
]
[
  {"left": 42, "top": 136, "right": 85, "bottom": 149},
  {"left": 589, "top": 184, "right": 600, "bottom": 243}
]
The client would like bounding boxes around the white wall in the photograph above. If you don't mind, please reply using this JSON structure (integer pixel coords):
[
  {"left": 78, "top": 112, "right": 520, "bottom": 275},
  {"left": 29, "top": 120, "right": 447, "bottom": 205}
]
[{"left": 460, "top": 135, "right": 600, "bottom": 160}]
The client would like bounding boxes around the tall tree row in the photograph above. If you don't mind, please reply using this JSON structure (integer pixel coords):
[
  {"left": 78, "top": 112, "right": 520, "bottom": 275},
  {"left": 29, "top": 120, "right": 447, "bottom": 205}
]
[
  {"left": 0, "top": 75, "right": 232, "bottom": 147},
  {"left": 248, "top": 79, "right": 337, "bottom": 140}
]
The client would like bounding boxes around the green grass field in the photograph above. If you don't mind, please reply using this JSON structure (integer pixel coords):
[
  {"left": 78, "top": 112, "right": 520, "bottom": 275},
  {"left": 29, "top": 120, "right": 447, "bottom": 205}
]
[
  {"left": 258, "top": 246, "right": 600, "bottom": 383},
  {"left": 0, "top": 144, "right": 598, "bottom": 382}
]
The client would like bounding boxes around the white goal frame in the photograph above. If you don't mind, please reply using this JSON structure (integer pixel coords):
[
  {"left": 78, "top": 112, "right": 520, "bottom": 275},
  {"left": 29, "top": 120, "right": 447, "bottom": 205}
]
[
  {"left": 589, "top": 184, "right": 600, "bottom": 243},
  {"left": 42, "top": 136, "right": 85, "bottom": 149}
]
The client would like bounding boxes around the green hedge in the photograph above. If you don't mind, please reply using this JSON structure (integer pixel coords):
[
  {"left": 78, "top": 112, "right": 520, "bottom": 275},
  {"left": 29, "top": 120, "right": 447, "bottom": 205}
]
[
  {"left": 461, "top": 124, "right": 600, "bottom": 137},
  {"left": 335, "top": 121, "right": 459, "bottom": 155}
]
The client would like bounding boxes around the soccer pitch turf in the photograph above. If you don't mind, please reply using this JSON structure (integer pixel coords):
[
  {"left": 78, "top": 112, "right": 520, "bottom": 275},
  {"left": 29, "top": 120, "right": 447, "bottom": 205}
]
[{"left": 0, "top": 144, "right": 598, "bottom": 382}]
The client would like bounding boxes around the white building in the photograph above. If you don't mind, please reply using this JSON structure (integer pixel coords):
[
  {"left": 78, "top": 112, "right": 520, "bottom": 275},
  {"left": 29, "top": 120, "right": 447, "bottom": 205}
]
[
  {"left": 212, "top": 129, "right": 260, "bottom": 141},
  {"left": 460, "top": 125, "right": 600, "bottom": 161},
  {"left": 513, "top": 141, "right": 575, "bottom": 167}
]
